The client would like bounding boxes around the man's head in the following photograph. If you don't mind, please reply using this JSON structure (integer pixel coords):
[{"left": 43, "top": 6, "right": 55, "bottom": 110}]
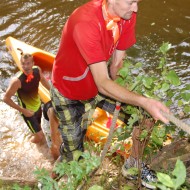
[
  {"left": 17, "top": 48, "right": 34, "bottom": 75},
  {"left": 107, "top": 0, "right": 140, "bottom": 20},
  {"left": 20, "top": 53, "right": 34, "bottom": 75}
]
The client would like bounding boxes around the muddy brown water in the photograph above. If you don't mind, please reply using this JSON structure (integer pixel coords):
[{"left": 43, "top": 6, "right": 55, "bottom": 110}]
[{"left": 0, "top": 0, "right": 190, "bottom": 185}]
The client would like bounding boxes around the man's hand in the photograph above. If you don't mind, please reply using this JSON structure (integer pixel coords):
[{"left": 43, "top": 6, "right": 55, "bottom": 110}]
[
  {"left": 142, "top": 98, "right": 170, "bottom": 124},
  {"left": 22, "top": 109, "right": 34, "bottom": 117}
]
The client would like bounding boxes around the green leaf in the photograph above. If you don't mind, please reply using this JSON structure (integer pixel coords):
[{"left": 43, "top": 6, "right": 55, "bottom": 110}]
[
  {"left": 156, "top": 183, "right": 170, "bottom": 190},
  {"left": 172, "top": 159, "right": 186, "bottom": 189},
  {"left": 157, "top": 172, "right": 174, "bottom": 188},
  {"left": 118, "top": 132, "right": 131, "bottom": 141},
  {"left": 126, "top": 167, "right": 138, "bottom": 176},
  {"left": 144, "top": 91, "right": 155, "bottom": 98},
  {"left": 166, "top": 70, "right": 181, "bottom": 86},
  {"left": 157, "top": 126, "right": 166, "bottom": 137},
  {"left": 161, "top": 83, "right": 170, "bottom": 92},
  {"left": 158, "top": 57, "right": 166, "bottom": 69},
  {"left": 115, "top": 77, "right": 126, "bottom": 86},
  {"left": 88, "top": 185, "right": 103, "bottom": 190},
  {"left": 184, "top": 84, "right": 190, "bottom": 90},
  {"left": 181, "top": 92, "right": 190, "bottom": 102},
  {"left": 158, "top": 42, "right": 172, "bottom": 54},
  {"left": 151, "top": 135, "right": 164, "bottom": 146},
  {"left": 178, "top": 100, "right": 183, "bottom": 106},
  {"left": 143, "top": 77, "right": 153, "bottom": 89},
  {"left": 167, "top": 90, "right": 175, "bottom": 98},
  {"left": 165, "top": 100, "right": 172, "bottom": 107},
  {"left": 152, "top": 126, "right": 166, "bottom": 144},
  {"left": 140, "top": 129, "right": 148, "bottom": 140},
  {"left": 119, "top": 67, "right": 129, "bottom": 78},
  {"left": 135, "top": 62, "right": 143, "bottom": 68},
  {"left": 115, "top": 126, "right": 125, "bottom": 134},
  {"left": 184, "top": 105, "right": 190, "bottom": 113}
]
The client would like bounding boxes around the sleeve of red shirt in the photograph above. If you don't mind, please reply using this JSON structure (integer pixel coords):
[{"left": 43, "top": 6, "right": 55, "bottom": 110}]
[
  {"left": 116, "top": 13, "right": 137, "bottom": 50},
  {"left": 73, "top": 21, "right": 106, "bottom": 65}
]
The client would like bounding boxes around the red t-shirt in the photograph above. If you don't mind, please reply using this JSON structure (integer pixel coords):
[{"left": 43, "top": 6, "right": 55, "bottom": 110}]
[{"left": 52, "top": 0, "right": 136, "bottom": 100}]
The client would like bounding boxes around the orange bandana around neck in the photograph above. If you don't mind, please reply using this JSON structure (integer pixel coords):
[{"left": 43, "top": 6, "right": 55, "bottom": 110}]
[
  {"left": 24, "top": 72, "right": 34, "bottom": 83},
  {"left": 102, "top": 0, "right": 121, "bottom": 44}
]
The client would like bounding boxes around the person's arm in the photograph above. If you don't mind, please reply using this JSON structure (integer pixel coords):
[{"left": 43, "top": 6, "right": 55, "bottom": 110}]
[
  {"left": 3, "top": 78, "right": 34, "bottom": 117},
  {"left": 89, "top": 61, "right": 170, "bottom": 124},
  {"left": 39, "top": 67, "right": 51, "bottom": 91},
  {"left": 110, "top": 49, "right": 126, "bottom": 80}
]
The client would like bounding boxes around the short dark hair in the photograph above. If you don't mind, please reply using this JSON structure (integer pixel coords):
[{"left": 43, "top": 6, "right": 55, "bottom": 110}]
[{"left": 17, "top": 48, "right": 33, "bottom": 63}]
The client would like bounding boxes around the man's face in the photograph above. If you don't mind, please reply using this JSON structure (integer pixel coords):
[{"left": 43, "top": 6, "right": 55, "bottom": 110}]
[
  {"left": 110, "top": 0, "right": 140, "bottom": 20},
  {"left": 21, "top": 57, "right": 34, "bottom": 74}
]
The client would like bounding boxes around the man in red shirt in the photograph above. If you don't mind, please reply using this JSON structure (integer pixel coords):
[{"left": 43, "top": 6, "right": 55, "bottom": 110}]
[{"left": 51, "top": 0, "right": 169, "bottom": 188}]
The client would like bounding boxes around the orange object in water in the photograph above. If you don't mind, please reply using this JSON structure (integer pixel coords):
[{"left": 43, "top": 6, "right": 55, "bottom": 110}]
[
  {"left": 86, "top": 107, "right": 132, "bottom": 158},
  {"left": 5, "top": 36, "right": 132, "bottom": 158}
]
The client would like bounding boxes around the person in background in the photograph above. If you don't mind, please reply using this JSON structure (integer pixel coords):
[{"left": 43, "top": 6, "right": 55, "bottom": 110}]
[
  {"left": 3, "top": 49, "right": 50, "bottom": 144},
  {"left": 41, "top": 100, "right": 62, "bottom": 160},
  {"left": 50, "top": 0, "right": 170, "bottom": 188}
]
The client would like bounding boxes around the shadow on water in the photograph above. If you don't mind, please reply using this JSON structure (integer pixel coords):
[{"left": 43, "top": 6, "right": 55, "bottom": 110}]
[{"left": 0, "top": 0, "right": 189, "bottom": 185}]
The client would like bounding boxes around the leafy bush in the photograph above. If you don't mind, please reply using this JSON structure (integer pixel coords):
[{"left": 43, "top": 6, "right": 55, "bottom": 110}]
[
  {"left": 156, "top": 159, "right": 187, "bottom": 190},
  {"left": 34, "top": 152, "right": 100, "bottom": 190}
]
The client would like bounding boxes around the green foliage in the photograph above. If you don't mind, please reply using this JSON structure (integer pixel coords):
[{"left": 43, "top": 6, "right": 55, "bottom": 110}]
[
  {"left": 156, "top": 159, "right": 186, "bottom": 190},
  {"left": 34, "top": 168, "right": 59, "bottom": 190},
  {"left": 116, "top": 42, "right": 188, "bottom": 107},
  {"left": 125, "top": 167, "right": 139, "bottom": 176},
  {"left": 115, "top": 42, "right": 190, "bottom": 157},
  {"left": 151, "top": 125, "right": 167, "bottom": 146},
  {"left": 113, "top": 124, "right": 133, "bottom": 142},
  {"left": 34, "top": 152, "right": 100, "bottom": 190},
  {"left": 166, "top": 70, "right": 181, "bottom": 86},
  {"left": 157, "top": 42, "right": 172, "bottom": 55},
  {"left": 88, "top": 185, "right": 104, "bottom": 190},
  {"left": 12, "top": 184, "right": 32, "bottom": 190}
]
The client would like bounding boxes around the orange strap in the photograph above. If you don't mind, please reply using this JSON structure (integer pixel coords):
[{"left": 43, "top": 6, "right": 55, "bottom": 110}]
[{"left": 102, "top": 0, "right": 121, "bottom": 44}]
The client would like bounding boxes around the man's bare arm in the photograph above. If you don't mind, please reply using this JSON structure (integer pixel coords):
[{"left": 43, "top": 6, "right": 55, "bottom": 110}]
[
  {"left": 3, "top": 78, "right": 34, "bottom": 117},
  {"left": 110, "top": 49, "right": 126, "bottom": 80},
  {"left": 89, "top": 61, "right": 169, "bottom": 123}
]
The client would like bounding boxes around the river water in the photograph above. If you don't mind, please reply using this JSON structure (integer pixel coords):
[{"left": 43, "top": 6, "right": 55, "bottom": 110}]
[{"left": 0, "top": 0, "right": 190, "bottom": 183}]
